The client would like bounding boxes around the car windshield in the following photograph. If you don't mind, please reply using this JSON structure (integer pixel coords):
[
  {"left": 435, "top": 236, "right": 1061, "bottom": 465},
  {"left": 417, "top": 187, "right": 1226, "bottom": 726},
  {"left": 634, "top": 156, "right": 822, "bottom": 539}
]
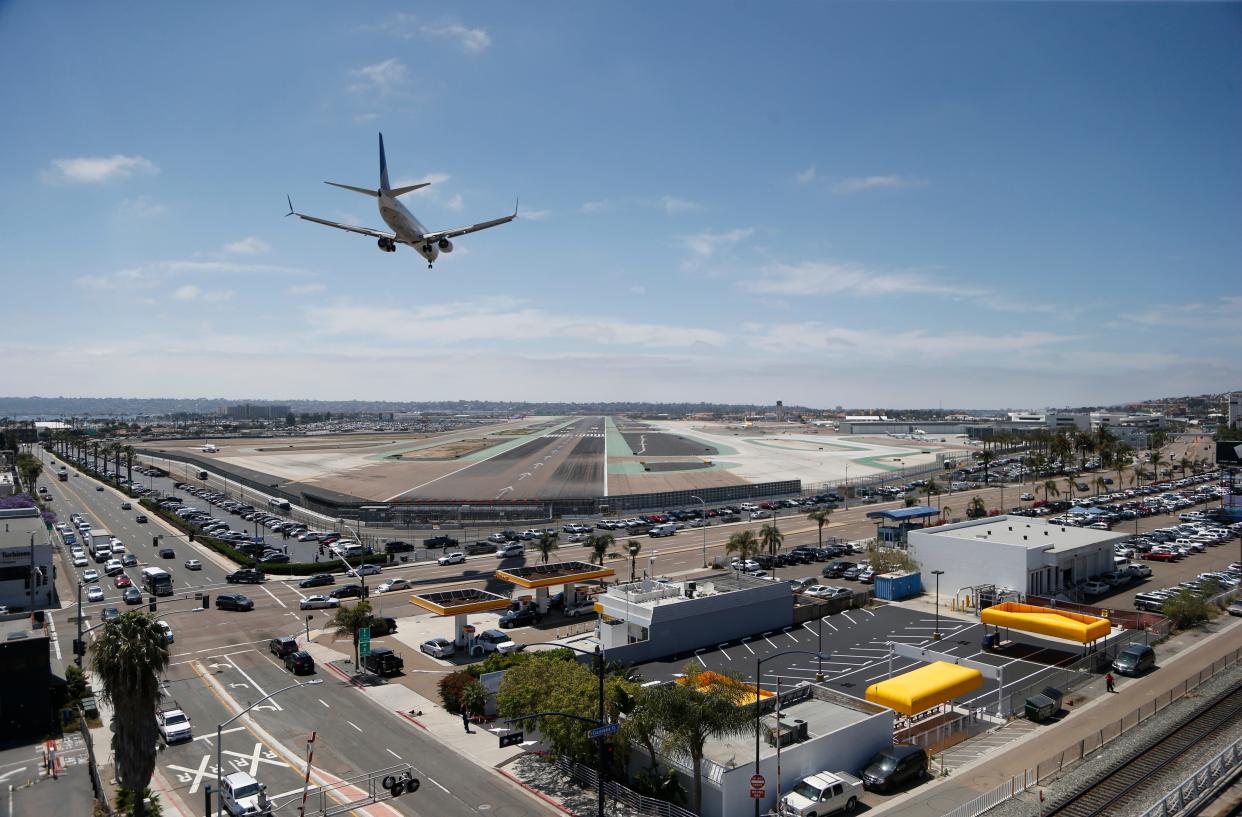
[
  {"left": 165, "top": 713, "right": 187, "bottom": 725},
  {"left": 790, "top": 781, "right": 824, "bottom": 800},
  {"left": 871, "top": 755, "right": 898, "bottom": 772},
  {"left": 231, "top": 783, "right": 260, "bottom": 799}
]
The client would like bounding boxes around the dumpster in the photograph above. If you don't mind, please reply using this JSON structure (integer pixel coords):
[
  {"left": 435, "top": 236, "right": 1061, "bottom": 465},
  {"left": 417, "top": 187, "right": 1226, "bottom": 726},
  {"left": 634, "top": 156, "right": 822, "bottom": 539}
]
[
  {"left": 1025, "top": 694, "right": 1057, "bottom": 723},
  {"left": 1041, "top": 686, "right": 1064, "bottom": 710}
]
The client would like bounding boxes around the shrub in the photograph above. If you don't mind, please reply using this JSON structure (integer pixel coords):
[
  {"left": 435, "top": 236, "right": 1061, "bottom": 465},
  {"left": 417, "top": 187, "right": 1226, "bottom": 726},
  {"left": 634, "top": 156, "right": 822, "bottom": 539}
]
[{"left": 439, "top": 670, "right": 486, "bottom": 715}]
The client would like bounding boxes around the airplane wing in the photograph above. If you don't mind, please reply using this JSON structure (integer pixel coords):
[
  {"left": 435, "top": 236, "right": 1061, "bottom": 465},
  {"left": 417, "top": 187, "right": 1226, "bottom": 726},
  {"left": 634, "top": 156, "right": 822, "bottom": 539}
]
[
  {"left": 286, "top": 196, "right": 396, "bottom": 241},
  {"left": 419, "top": 206, "right": 518, "bottom": 244}
]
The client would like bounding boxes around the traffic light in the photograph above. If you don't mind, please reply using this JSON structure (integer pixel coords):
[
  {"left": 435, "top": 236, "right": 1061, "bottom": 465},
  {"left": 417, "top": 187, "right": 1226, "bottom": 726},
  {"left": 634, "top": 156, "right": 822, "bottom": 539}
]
[
  {"left": 149, "top": 597, "right": 157, "bottom": 612},
  {"left": 188, "top": 531, "right": 195, "bottom": 543},
  {"left": 362, "top": 585, "right": 370, "bottom": 599},
  {"left": 72, "top": 638, "right": 85, "bottom": 656}
]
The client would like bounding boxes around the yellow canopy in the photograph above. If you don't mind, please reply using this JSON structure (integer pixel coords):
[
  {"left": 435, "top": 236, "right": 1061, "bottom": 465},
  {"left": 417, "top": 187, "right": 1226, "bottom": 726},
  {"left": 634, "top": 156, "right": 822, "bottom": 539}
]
[
  {"left": 865, "top": 661, "right": 983, "bottom": 716},
  {"left": 981, "top": 602, "right": 1110, "bottom": 643}
]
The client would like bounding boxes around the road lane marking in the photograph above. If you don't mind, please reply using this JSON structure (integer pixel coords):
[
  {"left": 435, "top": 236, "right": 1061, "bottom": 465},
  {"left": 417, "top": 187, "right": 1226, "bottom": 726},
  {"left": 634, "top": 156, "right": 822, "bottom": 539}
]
[
  {"left": 319, "top": 698, "right": 330, "bottom": 708},
  {"left": 346, "top": 720, "right": 363, "bottom": 732},
  {"left": 214, "top": 653, "right": 283, "bottom": 711},
  {"left": 260, "top": 585, "right": 287, "bottom": 608},
  {"left": 430, "top": 778, "right": 450, "bottom": 794},
  {"left": 386, "top": 748, "right": 401, "bottom": 760}
]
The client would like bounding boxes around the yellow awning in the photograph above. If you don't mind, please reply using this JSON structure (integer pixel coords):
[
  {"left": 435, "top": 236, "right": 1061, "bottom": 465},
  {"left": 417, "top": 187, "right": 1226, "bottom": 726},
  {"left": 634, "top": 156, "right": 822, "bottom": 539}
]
[
  {"left": 981, "top": 602, "right": 1110, "bottom": 643},
  {"left": 866, "top": 661, "right": 983, "bottom": 716}
]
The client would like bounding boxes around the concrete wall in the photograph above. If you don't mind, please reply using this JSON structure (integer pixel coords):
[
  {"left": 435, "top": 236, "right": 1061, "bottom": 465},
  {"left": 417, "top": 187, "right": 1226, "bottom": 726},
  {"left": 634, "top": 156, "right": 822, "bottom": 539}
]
[{"left": 909, "top": 530, "right": 1029, "bottom": 595}]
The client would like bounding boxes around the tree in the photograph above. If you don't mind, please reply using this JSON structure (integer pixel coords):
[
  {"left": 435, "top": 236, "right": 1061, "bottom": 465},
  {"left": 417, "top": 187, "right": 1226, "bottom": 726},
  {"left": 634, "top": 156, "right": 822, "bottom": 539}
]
[
  {"left": 923, "top": 477, "right": 941, "bottom": 511},
  {"left": 625, "top": 538, "right": 642, "bottom": 581},
  {"left": 285, "top": 412, "right": 297, "bottom": 427},
  {"left": 864, "top": 540, "right": 918, "bottom": 575},
  {"left": 329, "top": 600, "right": 374, "bottom": 669},
  {"left": 1063, "top": 478, "right": 1077, "bottom": 504},
  {"left": 124, "top": 445, "right": 136, "bottom": 485},
  {"left": 1161, "top": 589, "right": 1211, "bottom": 629},
  {"left": 758, "top": 523, "right": 784, "bottom": 557},
  {"left": 587, "top": 533, "right": 614, "bottom": 567},
  {"left": 90, "top": 611, "right": 169, "bottom": 817},
  {"left": 646, "top": 664, "right": 753, "bottom": 815},
  {"left": 806, "top": 508, "right": 832, "bottom": 548},
  {"left": 536, "top": 532, "right": 559, "bottom": 564},
  {"left": 966, "top": 496, "right": 987, "bottom": 519},
  {"left": 439, "top": 669, "right": 487, "bottom": 715},
  {"left": 725, "top": 530, "right": 759, "bottom": 566},
  {"left": 1149, "top": 450, "right": 1166, "bottom": 482},
  {"left": 977, "top": 450, "right": 996, "bottom": 484},
  {"left": 113, "top": 787, "right": 163, "bottom": 817}
]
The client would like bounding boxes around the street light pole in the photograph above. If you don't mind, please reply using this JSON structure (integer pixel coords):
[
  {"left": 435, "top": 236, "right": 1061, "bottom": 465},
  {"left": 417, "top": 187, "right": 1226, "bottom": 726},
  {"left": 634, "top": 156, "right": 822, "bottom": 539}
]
[
  {"left": 215, "top": 680, "right": 322, "bottom": 817},
  {"left": 932, "top": 570, "right": 945, "bottom": 640},
  {"left": 754, "top": 650, "right": 828, "bottom": 817},
  {"left": 691, "top": 495, "right": 707, "bottom": 567}
]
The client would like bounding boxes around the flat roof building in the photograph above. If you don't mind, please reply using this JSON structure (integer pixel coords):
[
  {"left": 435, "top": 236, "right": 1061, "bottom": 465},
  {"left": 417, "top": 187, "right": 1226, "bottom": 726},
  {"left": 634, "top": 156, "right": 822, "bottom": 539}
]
[
  {"left": 0, "top": 507, "right": 54, "bottom": 612},
  {"left": 908, "top": 515, "right": 1124, "bottom": 601}
]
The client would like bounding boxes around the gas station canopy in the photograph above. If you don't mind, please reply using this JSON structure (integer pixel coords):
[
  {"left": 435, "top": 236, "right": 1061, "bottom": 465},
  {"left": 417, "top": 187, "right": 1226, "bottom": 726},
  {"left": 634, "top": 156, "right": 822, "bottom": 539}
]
[
  {"left": 495, "top": 561, "right": 615, "bottom": 589},
  {"left": 409, "top": 587, "right": 512, "bottom": 616},
  {"left": 865, "top": 661, "right": 983, "bottom": 716}
]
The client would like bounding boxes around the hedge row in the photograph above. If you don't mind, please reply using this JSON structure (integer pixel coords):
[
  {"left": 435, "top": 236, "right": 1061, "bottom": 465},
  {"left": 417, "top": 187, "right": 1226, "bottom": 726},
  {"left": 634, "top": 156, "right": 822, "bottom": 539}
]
[{"left": 138, "top": 497, "right": 391, "bottom": 576}]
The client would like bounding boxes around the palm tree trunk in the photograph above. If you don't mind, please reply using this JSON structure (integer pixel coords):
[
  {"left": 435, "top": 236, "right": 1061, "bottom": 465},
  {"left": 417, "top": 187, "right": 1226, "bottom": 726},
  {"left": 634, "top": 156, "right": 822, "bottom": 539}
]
[{"left": 691, "top": 753, "right": 703, "bottom": 816}]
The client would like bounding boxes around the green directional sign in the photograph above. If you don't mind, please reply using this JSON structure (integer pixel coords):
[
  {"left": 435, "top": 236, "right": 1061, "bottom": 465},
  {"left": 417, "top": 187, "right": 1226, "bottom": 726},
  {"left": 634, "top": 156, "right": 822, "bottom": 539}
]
[{"left": 358, "top": 626, "right": 372, "bottom": 658}]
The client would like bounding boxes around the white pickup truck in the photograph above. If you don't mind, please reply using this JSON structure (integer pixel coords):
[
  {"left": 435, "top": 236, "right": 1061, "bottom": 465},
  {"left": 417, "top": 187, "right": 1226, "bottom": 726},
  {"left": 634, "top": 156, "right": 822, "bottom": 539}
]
[
  {"left": 157, "top": 703, "right": 193, "bottom": 743},
  {"left": 779, "top": 770, "right": 863, "bottom": 817}
]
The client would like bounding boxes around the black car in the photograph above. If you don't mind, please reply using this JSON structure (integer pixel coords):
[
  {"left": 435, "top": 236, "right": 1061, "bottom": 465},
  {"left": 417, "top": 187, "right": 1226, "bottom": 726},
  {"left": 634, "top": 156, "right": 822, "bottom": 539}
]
[
  {"left": 259, "top": 553, "right": 290, "bottom": 564},
  {"left": 862, "top": 745, "right": 928, "bottom": 792},
  {"left": 499, "top": 607, "right": 541, "bottom": 629},
  {"left": 122, "top": 587, "right": 143, "bottom": 605},
  {"left": 822, "top": 560, "right": 856, "bottom": 579},
  {"left": 226, "top": 569, "right": 266, "bottom": 584},
  {"left": 100, "top": 606, "right": 120, "bottom": 622},
  {"left": 329, "top": 584, "right": 364, "bottom": 599},
  {"left": 383, "top": 540, "right": 415, "bottom": 553},
  {"left": 284, "top": 650, "right": 315, "bottom": 675},
  {"left": 464, "top": 541, "right": 498, "bottom": 555},
  {"left": 215, "top": 593, "right": 254, "bottom": 612},
  {"left": 369, "top": 616, "right": 398, "bottom": 637},
  {"left": 135, "top": 514, "right": 148, "bottom": 523},
  {"left": 158, "top": 547, "right": 175, "bottom": 559},
  {"left": 423, "top": 535, "right": 458, "bottom": 549},
  {"left": 299, "top": 574, "right": 335, "bottom": 588},
  {"left": 268, "top": 636, "right": 298, "bottom": 658}
]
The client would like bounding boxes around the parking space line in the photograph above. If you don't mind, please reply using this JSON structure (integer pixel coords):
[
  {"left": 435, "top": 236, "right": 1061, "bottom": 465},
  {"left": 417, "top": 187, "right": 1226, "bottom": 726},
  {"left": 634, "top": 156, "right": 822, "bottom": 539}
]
[
  {"left": 764, "top": 635, "right": 779, "bottom": 649},
  {"left": 801, "top": 622, "right": 818, "bottom": 636},
  {"left": 841, "top": 612, "right": 856, "bottom": 624},
  {"left": 740, "top": 639, "right": 755, "bottom": 655},
  {"left": 386, "top": 748, "right": 401, "bottom": 760},
  {"left": 694, "top": 649, "right": 707, "bottom": 667},
  {"left": 860, "top": 608, "right": 875, "bottom": 617},
  {"left": 346, "top": 720, "right": 363, "bottom": 732},
  {"left": 318, "top": 698, "right": 330, "bottom": 708},
  {"left": 717, "top": 644, "right": 732, "bottom": 660},
  {"left": 784, "top": 628, "right": 799, "bottom": 643},
  {"left": 821, "top": 618, "right": 837, "bottom": 631}
]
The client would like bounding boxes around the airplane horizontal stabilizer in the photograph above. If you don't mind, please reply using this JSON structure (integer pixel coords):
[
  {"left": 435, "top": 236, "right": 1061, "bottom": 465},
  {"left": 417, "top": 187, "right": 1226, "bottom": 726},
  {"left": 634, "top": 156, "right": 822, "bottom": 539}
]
[
  {"left": 389, "top": 182, "right": 431, "bottom": 197},
  {"left": 324, "top": 181, "right": 379, "bottom": 197}
]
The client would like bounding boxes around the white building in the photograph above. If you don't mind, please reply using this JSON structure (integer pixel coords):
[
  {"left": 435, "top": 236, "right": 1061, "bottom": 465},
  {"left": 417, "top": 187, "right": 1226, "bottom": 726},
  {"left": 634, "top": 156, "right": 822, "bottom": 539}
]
[
  {"left": 1004, "top": 411, "right": 1089, "bottom": 430},
  {"left": 1228, "top": 393, "right": 1240, "bottom": 428},
  {"left": 0, "top": 508, "right": 55, "bottom": 611},
  {"left": 908, "top": 516, "right": 1123, "bottom": 599}
]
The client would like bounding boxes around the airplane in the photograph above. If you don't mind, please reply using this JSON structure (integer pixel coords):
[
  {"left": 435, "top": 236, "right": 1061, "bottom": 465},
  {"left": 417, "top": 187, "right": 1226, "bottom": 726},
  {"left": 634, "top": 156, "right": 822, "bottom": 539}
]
[
  {"left": 286, "top": 133, "right": 516, "bottom": 268},
  {"left": 199, "top": 443, "right": 219, "bottom": 453}
]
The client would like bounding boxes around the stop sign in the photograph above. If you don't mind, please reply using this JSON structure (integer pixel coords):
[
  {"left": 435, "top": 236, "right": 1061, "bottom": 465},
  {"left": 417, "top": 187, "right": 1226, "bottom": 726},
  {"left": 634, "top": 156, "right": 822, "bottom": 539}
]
[{"left": 751, "top": 774, "right": 765, "bottom": 789}]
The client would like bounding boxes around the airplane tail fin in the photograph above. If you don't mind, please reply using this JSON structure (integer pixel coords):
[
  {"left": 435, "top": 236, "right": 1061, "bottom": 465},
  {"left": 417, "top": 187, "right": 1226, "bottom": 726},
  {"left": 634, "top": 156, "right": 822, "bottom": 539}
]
[
  {"left": 324, "top": 181, "right": 379, "bottom": 197},
  {"left": 379, "top": 132, "right": 391, "bottom": 192}
]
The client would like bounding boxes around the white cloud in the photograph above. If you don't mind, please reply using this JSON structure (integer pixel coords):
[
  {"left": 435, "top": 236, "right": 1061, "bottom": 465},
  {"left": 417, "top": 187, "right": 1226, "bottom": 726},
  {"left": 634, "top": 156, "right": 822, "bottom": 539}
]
[
  {"left": 660, "top": 195, "right": 701, "bottom": 215},
  {"left": 348, "top": 58, "right": 408, "bottom": 95},
  {"left": 748, "top": 322, "right": 1076, "bottom": 360},
  {"left": 172, "top": 285, "right": 200, "bottom": 301},
  {"left": 74, "top": 257, "right": 308, "bottom": 293},
  {"left": 43, "top": 154, "right": 157, "bottom": 184},
  {"left": 287, "top": 282, "right": 327, "bottom": 296},
  {"left": 795, "top": 165, "right": 817, "bottom": 185},
  {"left": 303, "top": 301, "right": 727, "bottom": 349},
  {"left": 422, "top": 22, "right": 492, "bottom": 53},
  {"left": 520, "top": 208, "right": 550, "bottom": 221},
  {"left": 581, "top": 199, "right": 610, "bottom": 214},
  {"left": 832, "top": 174, "right": 926, "bottom": 194},
  {"left": 115, "top": 196, "right": 166, "bottom": 218},
  {"left": 222, "top": 236, "right": 270, "bottom": 255},
  {"left": 172, "top": 284, "right": 234, "bottom": 303},
  {"left": 630, "top": 285, "right": 647, "bottom": 295},
  {"left": 681, "top": 227, "right": 754, "bottom": 260},
  {"left": 393, "top": 172, "right": 449, "bottom": 196},
  {"left": 1119, "top": 298, "right": 1242, "bottom": 331},
  {"left": 445, "top": 193, "right": 464, "bottom": 212}
]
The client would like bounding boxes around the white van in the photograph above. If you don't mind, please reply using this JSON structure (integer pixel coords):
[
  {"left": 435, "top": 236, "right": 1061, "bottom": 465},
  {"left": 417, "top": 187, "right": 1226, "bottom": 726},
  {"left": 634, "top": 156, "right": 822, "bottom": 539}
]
[{"left": 648, "top": 523, "right": 677, "bottom": 538}]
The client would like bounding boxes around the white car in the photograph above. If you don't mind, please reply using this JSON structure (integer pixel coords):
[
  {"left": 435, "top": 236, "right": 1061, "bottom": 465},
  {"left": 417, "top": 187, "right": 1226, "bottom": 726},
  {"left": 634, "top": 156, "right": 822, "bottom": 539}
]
[
  {"left": 1083, "top": 580, "right": 1111, "bottom": 596},
  {"left": 73, "top": 555, "right": 89, "bottom": 568},
  {"left": 82, "top": 569, "right": 100, "bottom": 583},
  {"left": 87, "top": 586, "right": 105, "bottom": 602},
  {"left": 564, "top": 601, "right": 598, "bottom": 617},
  {"left": 157, "top": 620, "right": 174, "bottom": 643},
  {"left": 566, "top": 533, "right": 588, "bottom": 543},
  {"left": 477, "top": 629, "right": 520, "bottom": 654},
  {"left": 377, "top": 578, "right": 412, "bottom": 594},
  {"left": 299, "top": 595, "right": 340, "bottom": 610},
  {"left": 1020, "top": 493, "right": 1036, "bottom": 501},
  {"left": 347, "top": 563, "right": 382, "bottom": 577},
  {"left": 438, "top": 552, "right": 466, "bottom": 566},
  {"left": 184, "top": 559, "right": 202, "bottom": 571},
  {"left": 109, "top": 539, "right": 126, "bottom": 553}
]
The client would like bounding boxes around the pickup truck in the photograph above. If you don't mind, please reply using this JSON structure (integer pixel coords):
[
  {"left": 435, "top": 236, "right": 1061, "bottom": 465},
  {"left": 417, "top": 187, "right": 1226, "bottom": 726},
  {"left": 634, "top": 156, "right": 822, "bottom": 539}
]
[
  {"left": 157, "top": 703, "right": 193, "bottom": 743},
  {"left": 779, "top": 770, "right": 863, "bottom": 816},
  {"left": 361, "top": 647, "right": 404, "bottom": 676}
]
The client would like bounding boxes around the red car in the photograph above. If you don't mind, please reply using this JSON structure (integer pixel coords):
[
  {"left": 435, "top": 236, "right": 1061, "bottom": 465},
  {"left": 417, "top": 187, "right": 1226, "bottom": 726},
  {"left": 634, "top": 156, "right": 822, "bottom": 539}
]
[
  {"left": 1144, "top": 551, "right": 1178, "bottom": 562},
  {"left": 114, "top": 574, "right": 132, "bottom": 587}
]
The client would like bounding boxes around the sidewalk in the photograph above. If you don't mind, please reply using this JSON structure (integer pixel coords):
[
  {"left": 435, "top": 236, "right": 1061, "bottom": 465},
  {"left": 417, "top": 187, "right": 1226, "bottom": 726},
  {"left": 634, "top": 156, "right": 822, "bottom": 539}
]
[{"left": 868, "top": 613, "right": 1242, "bottom": 817}]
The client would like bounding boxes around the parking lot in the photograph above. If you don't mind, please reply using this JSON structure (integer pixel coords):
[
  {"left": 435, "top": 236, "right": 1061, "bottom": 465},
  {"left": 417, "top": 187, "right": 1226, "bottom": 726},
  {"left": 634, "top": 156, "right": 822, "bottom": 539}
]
[{"left": 633, "top": 603, "right": 1095, "bottom": 715}]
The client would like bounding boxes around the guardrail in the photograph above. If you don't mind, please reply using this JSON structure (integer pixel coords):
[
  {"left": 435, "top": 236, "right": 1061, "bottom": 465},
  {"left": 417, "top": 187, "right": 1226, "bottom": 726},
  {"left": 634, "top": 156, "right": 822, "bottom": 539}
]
[
  {"left": 1136, "top": 734, "right": 1242, "bottom": 817},
  {"left": 940, "top": 645, "right": 1242, "bottom": 817},
  {"left": 552, "top": 756, "right": 698, "bottom": 817}
]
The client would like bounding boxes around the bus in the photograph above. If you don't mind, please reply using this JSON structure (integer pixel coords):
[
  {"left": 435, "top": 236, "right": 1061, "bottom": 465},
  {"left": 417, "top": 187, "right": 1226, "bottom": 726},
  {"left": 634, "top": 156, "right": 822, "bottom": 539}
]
[
  {"left": 57, "top": 468, "right": 68, "bottom": 481},
  {"left": 141, "top": 566, "right": 174, "bottom": 597},
  {"left": 268, "top": 498, "right": 291, "bottom": 513}
]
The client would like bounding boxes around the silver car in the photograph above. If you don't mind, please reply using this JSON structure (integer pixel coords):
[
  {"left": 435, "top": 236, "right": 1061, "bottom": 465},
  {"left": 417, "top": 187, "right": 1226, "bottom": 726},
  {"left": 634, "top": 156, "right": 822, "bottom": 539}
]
[{"left": 420, "top": 638, "right": 456, "bottom": 658}]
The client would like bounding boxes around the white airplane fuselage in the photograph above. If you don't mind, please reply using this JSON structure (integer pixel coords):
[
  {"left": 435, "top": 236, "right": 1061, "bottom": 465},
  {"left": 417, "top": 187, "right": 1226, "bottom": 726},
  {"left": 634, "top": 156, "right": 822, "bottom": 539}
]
[{"left": 378, "top": 193, "right": 438, "bottom": 264}]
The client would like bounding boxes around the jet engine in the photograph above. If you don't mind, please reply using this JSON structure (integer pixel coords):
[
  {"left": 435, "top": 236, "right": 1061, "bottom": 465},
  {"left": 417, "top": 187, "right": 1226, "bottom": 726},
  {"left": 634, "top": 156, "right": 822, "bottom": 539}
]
[
  {"left": 437, "top": 239, "right": 453, "bottom": 253},
  {"left": 377, "top": 238, "right": 397, "bottom": 252}
]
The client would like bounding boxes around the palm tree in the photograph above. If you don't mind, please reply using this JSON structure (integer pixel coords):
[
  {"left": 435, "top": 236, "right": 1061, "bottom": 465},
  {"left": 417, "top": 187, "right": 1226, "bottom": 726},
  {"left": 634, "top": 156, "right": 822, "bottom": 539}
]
[
  {"left": 977, "top": 450, "right": 996, "bottom": 484},
  {"left": 940, "top": 504, "right": 953, "bottom": 523},
  {"left": 647, "top": 664, "right": 752, "bottom": 815},
  {"left": 588, "top": 533, "right": 614, "bottom": 567},
  {"left": 923, "top": 477, "right": 942, "bottom": 512},
  {"left": 330, "top": 600, "right": 374, "bottom": 670},
  {"left": 758, "top": 523, "right": 784, "bottom": 557},
  {"left": 124, "top": 444, "right": 136, "bottom": 485},
  {"left": 625, "top": 538, "right": 642, "bottom": 581},
  {"left": 1041, "top": 479, "right": 1060, "bottom": 503},
  {"left": 967, "top": 496, "right": 987, "bottom": 519},
  {"left": 1149, "top": 451, "right": 1165, "bottom": 483},
  {"left": 1179, "top": 456, "right": 1192, "bottom": 480},
  {"left": 536, "top": 532, "right": 559, "bottom": 564},
  {"left": 1092, "top": 476, "right": 1107, "bottom": 498},
  {"left": 1063, "top": 477, "right": 1077, "bottom": 504},
  {"left": 91, "top": 611, "right": 170, "bottom": 817},
  {"left": 725, "top": 530, "right": 759, "bottom": 568},
  {"left": 1050, "top": 433, "right": 1073, "bottom": 472},
  {"left": 806, "top": 508, "right": 832, "bottom": 549}
]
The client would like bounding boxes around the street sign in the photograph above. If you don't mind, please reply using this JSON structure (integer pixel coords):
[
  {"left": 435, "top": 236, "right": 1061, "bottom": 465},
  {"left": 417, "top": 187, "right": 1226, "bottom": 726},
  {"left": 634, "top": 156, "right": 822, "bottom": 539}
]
[
  {"left": 750, "top": 774, "right": 765, "bottom": 789},
  {"left": 750, "top": 789, "right": 765, "bottom": 799},
  {"left": 587, "top": 723, "right": 619, "bottom": 738},
  {"left": 499, "top": 731, "right": 524, "bottom": 748},
  {"left": 358, "top": 626, "right": 371, "bottom": 658}
]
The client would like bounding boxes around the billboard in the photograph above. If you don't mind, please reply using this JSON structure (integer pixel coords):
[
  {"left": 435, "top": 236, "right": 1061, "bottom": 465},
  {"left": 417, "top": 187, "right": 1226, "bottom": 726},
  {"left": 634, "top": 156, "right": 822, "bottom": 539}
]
[{"left": 1217, "top": 441, "right": 1242, "bottom": 466}]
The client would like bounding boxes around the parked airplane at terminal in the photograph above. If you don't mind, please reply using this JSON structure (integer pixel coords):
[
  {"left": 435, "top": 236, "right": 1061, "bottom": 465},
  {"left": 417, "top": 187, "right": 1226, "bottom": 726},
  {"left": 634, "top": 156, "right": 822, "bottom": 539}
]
[{"left": 287, "top": 133, "right": 516, "bottom": 268}]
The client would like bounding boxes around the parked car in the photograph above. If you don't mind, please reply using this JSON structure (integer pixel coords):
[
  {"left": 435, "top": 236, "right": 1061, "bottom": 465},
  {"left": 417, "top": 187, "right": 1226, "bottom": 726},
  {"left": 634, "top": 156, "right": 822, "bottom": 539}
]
[
  {"left": 477, "top": 628, "right": 520, "bottom": 654},
  {"left": 420, "top": 638, "right": 456, "bottom": 658},
  {"left": 383, "top": 540, "right": 415, "bottom": 553},
  {"left": 1082, "top": 580, "right": 1111, "bottom": 596},
  {"left": 361, "top": 646, "right": 404, "bottom": 675},
  {"left": 347, "top": 564, "right": 383, "bottom": 577},
  {"left": 862, "top": 745, "right": 928, "bottom": 792},
  {"left": 1112, "top": 644, "right": 1156, "bottom": 677},
  {"left": 499, "top": 607, "right": 541, "bottom": 629},
  {"left": 779, "top": 770, "right": 863, "bottom": 817}
]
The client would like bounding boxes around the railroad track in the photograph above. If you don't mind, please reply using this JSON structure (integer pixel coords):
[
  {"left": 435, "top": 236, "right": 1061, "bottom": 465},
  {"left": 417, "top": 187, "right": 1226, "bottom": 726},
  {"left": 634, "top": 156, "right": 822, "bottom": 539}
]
[{"left": 1046, "top": 681, "right": 1242, "bottom": 817}]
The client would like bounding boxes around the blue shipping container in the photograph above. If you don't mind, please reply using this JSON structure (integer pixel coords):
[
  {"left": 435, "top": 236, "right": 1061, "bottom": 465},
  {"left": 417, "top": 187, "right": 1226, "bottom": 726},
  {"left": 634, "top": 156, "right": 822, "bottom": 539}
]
[{"left": 875, "top": 571, "right": 922, "bottom": 601}]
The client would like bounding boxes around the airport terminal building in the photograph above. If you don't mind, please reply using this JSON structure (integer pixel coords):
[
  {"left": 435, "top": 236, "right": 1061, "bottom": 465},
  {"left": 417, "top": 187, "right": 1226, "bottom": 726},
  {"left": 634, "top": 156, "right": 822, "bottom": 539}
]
[{"left": 908, "top": 516, "right": 1122, "bottom": 600}]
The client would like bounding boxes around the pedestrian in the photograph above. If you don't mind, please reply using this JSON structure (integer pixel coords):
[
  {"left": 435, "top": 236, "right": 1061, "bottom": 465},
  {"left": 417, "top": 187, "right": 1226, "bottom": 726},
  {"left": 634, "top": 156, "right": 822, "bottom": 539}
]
[
  {"left": 314, "top": 553, "right": 319, "bottom": 564},
  {"left": 1105, "top": 672, "right": 1115, "bottom": 693},
  {"left": 462, "top": 710, "right": 472, "bottom": 733}
]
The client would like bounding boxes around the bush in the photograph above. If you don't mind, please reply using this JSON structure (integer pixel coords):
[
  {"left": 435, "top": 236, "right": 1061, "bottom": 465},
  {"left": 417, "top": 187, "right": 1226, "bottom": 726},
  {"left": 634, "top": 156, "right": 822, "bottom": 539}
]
[
  {"left": 469, "top": 647, "right": 576, "bottom": 678},
  {"left": 439, "top": 670, "right": 486, "bottom": 715},
  {"left": 1162, "top": 589, "right": 1212, "bottom": 629}
]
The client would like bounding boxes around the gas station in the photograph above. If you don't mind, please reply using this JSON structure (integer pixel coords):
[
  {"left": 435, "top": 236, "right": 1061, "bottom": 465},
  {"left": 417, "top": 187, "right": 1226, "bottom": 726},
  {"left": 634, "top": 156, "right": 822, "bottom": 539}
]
[
  {"left": 493, "top": 561, "right": 615, "bottom": 614},
  {"left": 408, "top": 588, "right": 513, "bottom": 650}
]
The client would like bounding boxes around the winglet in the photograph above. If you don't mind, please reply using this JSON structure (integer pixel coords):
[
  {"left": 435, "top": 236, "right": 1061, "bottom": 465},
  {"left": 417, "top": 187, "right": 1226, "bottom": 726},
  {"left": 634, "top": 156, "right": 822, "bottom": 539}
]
[
  {"left": 286, "top": 195, "right": 295, "bottom": 217},
  {"left": 514, "top": 196, "right": 520, "bottom": 217}
]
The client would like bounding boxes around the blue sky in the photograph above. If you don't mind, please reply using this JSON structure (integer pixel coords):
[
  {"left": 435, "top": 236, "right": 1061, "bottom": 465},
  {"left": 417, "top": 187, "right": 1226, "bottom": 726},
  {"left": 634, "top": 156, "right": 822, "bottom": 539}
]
[{"left": 2, "top": 2, "right": 1239, "bottom": 408}]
